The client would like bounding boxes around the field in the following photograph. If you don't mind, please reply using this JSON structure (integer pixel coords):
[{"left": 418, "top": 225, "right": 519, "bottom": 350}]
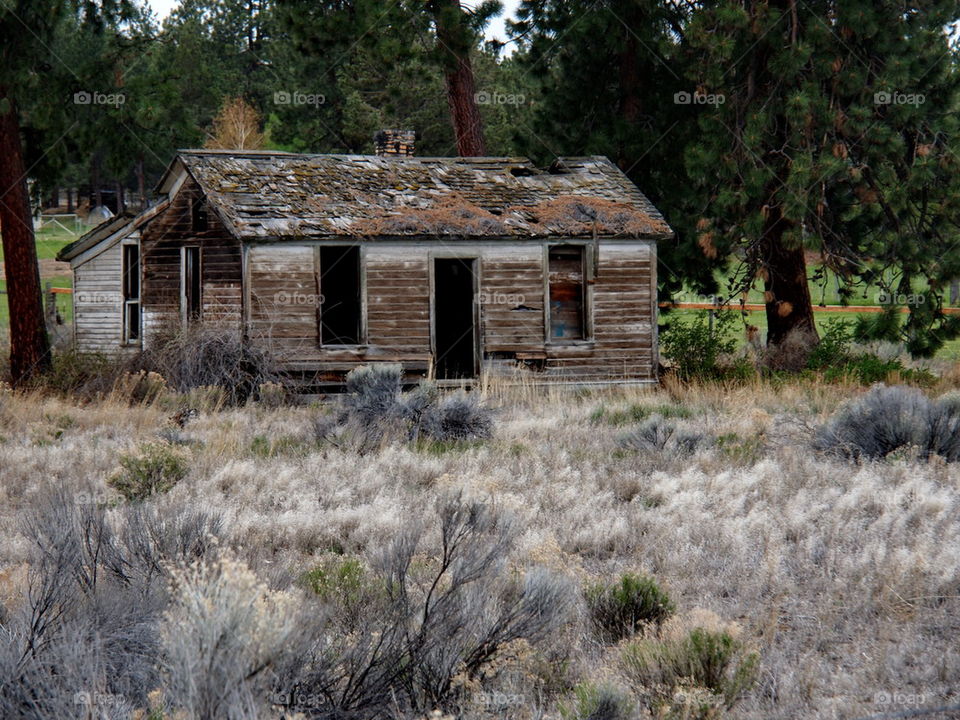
[
  {"left": 1, "top": 374, "right": 958, "bottom": 718},
  {"left": 0, "top": 223, "right": 78, "bottom": 331}
]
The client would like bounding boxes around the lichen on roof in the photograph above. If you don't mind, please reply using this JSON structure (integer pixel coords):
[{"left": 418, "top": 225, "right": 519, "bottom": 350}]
[{"left": 177, "top": 152, "right": 673, "bottom": 240}]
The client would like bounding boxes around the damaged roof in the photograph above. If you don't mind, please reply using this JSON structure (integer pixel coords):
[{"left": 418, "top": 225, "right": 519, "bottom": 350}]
[{"left": 159, "top": 150, "right": 673, "bottom": 240}]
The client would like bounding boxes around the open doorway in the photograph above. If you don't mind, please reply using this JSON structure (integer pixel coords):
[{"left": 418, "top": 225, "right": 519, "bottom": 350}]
[{"left": 434, "top": 258, "right": 477, "bottom": 379}]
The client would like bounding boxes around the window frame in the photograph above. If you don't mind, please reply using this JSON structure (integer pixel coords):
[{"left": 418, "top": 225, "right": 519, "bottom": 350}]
[
  {"left": 191, "top": 195, "right": 208, "bottom": 233},
  {"left": 316, "top": 243, "right": 366, "bottom": 347},
  {"left": 181, "top": 245, "right": 202, "bottom": 325},
  {"left": 544, "top": 242, "right": 594, "bottom": 345},
  {"left": 121, "top": 239, "right": 141, "bottom": 345}
]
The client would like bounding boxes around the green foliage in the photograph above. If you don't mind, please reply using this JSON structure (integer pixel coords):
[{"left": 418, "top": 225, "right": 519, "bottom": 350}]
[
  {"left": 586, "top": 573, "right": 675, "bottom": 642},
  {"left": 108, "top": 441, "right": 190, "bottom": 501},
  {"left": 853, "top": 309, "right": 902, "bottom": 344},
  {"left": 806, "top": 319, "right": 853, "bottom": 369},
  {"left": 300, "top": 556, "right": 368, "bottom": 606},
  {"left": 560, "top": 683, "right": 634, "bottom": 720},
  {"left": 680, "top": 0, "right": 960, "bottom": 352},
  {"left": 806, "top": 318, "right": 935, "bottom": 385},
  {"left": 715, "top": 433, "right": 765, "bottom": 466},
  {"left": 622, "top": 627, "right": 758, "bottom": 710},
  {"left": 661, "top": 311, "right": 738, "bottom": 380}
]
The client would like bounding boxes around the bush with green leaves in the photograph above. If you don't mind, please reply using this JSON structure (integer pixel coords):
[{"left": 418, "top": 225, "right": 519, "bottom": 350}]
[
  {"left": 805, "top": 319, "right": 934, "bottom": 385},
  {"left": 108, "top": 441, "right": 191, "bottom": 501},
  {"left": 660, "top": 311, "right": 738, "bottom": 380},
  {"left": 560, "top": 683, "right": 634, "bottom": 720},
  {"left": 586, "top": 573, "right": 675, "bottom": 642},
  {"left": 622, "top": 627, "right": 758, "bottom": 711},
  {"left": 815, "top": 384, "right": 960, "bottom": 461}
]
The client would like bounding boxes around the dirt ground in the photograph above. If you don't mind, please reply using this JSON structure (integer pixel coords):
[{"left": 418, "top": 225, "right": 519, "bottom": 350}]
[{"left": 0, "top": 258, "right": 71, "bottom": 281}]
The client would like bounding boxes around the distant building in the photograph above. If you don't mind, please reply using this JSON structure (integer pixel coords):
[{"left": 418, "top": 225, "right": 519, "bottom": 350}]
[{"left": 58, "top": 148, "right": 672, "bottom": 387}]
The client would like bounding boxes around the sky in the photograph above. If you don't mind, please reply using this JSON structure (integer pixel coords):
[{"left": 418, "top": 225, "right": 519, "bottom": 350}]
[{"left": 145, "top": 0, "right": 523, "bottom": 46}]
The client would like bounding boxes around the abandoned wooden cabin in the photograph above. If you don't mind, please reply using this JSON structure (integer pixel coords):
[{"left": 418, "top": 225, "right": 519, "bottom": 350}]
[{"left": 58, "top": 146, "right": 673, "bottom": 386}]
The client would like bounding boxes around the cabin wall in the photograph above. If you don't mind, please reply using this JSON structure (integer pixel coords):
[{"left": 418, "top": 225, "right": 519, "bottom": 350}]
[
  {"left": 245, "top": 239, "right": 657, "bottom": 383},
  {"left": 139, "top": 177, "right": 242, "bottom": 343},
  {"left": 542, "top": 241, "right": 656, "bottom": 381},
  {"left": 71, "top": 240, "right": 137, "bottom": 354}
]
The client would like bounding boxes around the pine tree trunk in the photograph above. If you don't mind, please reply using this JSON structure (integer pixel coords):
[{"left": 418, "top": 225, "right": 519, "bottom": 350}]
[
  {"left": 0, "top": 86, "right": 52, "bottom": 383},
  {"left": 432, "top": 0, "right": 486, "bottom": 157},
  {"left": 760, "top": 206, "right": 817, "bottom": 345}
]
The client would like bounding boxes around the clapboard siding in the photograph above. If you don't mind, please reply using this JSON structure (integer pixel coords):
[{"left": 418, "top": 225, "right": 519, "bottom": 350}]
[
  {"left": 139, "top": 177, "right": 243, "bottom": 340},
  {"left": 236, "top": 238, "right": 657, "bottom": 382},
  {"left": 72, "top": 241, "right": 128, "bottom": 353}
]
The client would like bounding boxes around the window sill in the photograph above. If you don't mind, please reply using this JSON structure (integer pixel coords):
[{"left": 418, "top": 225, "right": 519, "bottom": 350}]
[{"left": 545, "top": 339, "right": 595, "bottom": 348}]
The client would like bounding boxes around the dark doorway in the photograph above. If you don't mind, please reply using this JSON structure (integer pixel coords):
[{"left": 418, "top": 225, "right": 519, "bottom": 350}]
[
  {"left": 434, "top": 258, "right": 477, "bottom": 379},
  {"left": 320, "top": 246, "right": 361, "bottom": 345}
]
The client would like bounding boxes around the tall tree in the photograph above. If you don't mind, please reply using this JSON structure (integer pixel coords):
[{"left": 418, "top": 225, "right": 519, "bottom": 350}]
[
  {"left": 511, "top": 0, "right": 718, "bottom": 298},
  {"left": 684, "top": 0, "right": 960, "bottom": 354},
  {"left": 0, "top": 0, "right": 138, "bottom": 383},
  {"left": 428, "top": 0, "right": 496, "bottom": 156},
  {"left": 205, "top": 95, "right": 265, "bottom": 149}
]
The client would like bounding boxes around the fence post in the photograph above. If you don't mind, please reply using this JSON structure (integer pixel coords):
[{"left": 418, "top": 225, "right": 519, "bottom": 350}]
[{"left": 44, "top": 281, "right": 57, "bottom": 327}]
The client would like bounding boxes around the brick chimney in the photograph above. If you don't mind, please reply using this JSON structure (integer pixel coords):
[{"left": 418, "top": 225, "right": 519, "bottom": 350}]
[{"left": 374, "top": 129, "right": 416, "bottom": 157}]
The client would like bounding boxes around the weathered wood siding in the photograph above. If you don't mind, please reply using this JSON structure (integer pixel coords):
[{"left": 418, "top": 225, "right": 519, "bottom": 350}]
[
  {"left": 139, "top": 177, "right": 242, "bottom": 343},
  {"left": 71, "top": 239, "right": 134, "bottom": 354},
  {"left": 243, "top": 239, "right": 656, "bottom": 383},
  {"left": 541, "top": 241, "right": 656, "bottom": 381}
]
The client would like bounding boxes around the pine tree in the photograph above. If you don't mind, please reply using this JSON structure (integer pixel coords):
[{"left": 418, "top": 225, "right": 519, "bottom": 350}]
[
  {"left": 511, "top": 0, "right": 721, "bottom": 299},
  {"left": 683, "top": 0, "right": 960, "bottom": 354}
]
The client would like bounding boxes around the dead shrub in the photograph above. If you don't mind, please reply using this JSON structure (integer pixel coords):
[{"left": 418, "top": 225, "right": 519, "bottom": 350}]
[
  {"left": 815, "top": 384, "right": 960, "bottom": 461},
  {"left": 136, "top": 323, "right": 282, "bottom": 405},
  {"left": 327, "top": 364, "right": 494, "bottom": 450},
  {"left": 271, "top": 493, "right": 575, "bottom": 717}
]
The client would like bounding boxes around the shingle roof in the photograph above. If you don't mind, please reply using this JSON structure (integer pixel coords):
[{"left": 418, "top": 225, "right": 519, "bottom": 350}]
[{"left": 165, "top": 151, "right": 672, "bottom": 240}]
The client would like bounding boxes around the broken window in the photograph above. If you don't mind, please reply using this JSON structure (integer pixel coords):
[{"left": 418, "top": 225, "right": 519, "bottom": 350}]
[
  {"left": 183, "top": 246, "right": 201, "bottom": 323},
  {"left": 191, "top": 196, "right": 208, "bottom": 232},
  {"left": 319, "top": 245, "right": 361, "bottom": 345},
  {"left": 548, "top": 245, "right": 586, "bottom": 341},
  {"left": 122, "top": 243, "right": 140, "bottom": 342}
]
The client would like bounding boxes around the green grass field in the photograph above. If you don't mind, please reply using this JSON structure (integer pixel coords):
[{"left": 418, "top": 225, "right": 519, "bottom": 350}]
[{"left": 0, "top": 223, "right": 81, "bottom": 330}]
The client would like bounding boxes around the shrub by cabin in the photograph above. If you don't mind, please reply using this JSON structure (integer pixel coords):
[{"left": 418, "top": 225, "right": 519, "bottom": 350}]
[{"left": 58, "top": 149, "right": 672, "bottom": 387}]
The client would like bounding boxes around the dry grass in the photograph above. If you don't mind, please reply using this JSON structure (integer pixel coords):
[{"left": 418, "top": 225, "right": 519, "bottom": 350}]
[{"left": 1, "top": 376, "right": 959, "bottom": 717}]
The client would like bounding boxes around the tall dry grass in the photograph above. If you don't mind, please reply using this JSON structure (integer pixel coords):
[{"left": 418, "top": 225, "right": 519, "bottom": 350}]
[{"left": 0, "top": 374, "right": 958, "bottom": 717}]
